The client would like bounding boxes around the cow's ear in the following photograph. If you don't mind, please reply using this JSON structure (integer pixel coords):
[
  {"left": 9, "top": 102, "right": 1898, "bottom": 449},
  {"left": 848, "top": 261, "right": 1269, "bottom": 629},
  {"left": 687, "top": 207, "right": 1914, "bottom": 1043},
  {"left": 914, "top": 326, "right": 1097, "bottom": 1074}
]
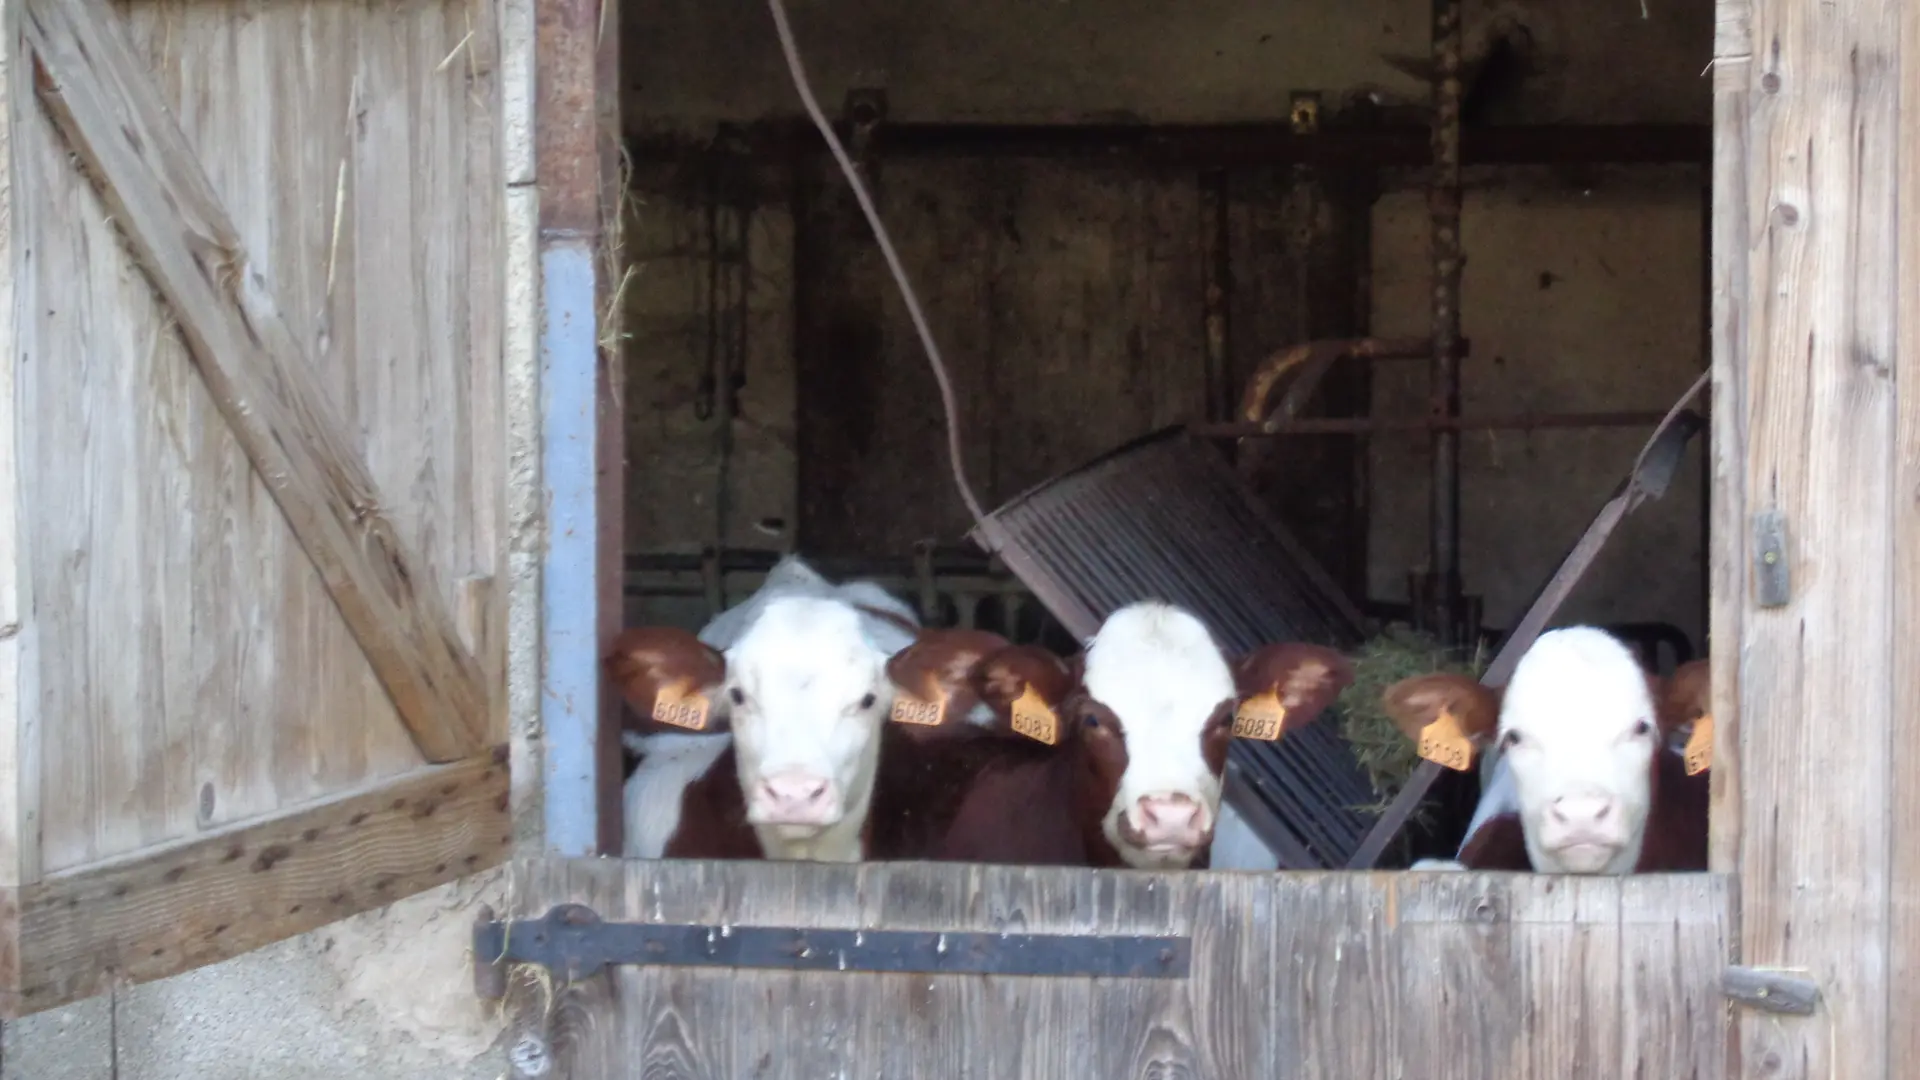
[
  {"left": 883, "top": 628, "right": 1011, "bottom": 736},
  {"left": 605, "top": 627, "right": 731, "bottom": 736},
  {"left": 1380, "top": 673, "right": 1501, "bottom": 773},
  {"left": 971, "top": 644, "right": 1077, "bottom": 747},
  {"left": 1659, "top": 659, "right": 1715, "bottom": 776},
  {"left": 1226, "top": 643, "right": 1355, "bottom": 743}
]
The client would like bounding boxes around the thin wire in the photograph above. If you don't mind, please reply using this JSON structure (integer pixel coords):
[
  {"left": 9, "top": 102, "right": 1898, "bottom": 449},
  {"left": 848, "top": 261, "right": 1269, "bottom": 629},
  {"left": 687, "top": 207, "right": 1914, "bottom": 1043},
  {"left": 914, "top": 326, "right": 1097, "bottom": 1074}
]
[{"left": 764, "top": 0, "right": 992, "bottom": 530}]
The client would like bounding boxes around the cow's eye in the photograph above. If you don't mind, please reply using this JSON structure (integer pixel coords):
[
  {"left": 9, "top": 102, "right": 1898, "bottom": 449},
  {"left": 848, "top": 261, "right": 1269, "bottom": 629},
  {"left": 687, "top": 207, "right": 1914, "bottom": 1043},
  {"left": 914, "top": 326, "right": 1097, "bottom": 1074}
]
[
  {"left": 1632, "top": 719, "right": 1653, "bottom": 738},
  {"left": 858, "top": 692, "right": 877, "bottom": 711},
  {"left": 729, "top": 687, "right": 745, "bottom": 706},
  {"left": 1083, "top": 712, "right": 1101, "bottom": 729},
  {"left": 1500, "top": 730, "right": 1522, "bottom": 750}
]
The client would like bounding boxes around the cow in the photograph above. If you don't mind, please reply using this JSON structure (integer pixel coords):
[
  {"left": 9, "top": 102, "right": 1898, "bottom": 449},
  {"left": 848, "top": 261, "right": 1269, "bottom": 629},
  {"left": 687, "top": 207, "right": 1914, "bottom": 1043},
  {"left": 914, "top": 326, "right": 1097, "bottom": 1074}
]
[
  {"left": 1382, "top": 625, "right": 1714, "bottom": 874},
  {"left": 874, "top": 600, "right": 1355, "bottom": 871},
  {"left": 612, "top": 555, "right": 1037, "bottom": 862}
]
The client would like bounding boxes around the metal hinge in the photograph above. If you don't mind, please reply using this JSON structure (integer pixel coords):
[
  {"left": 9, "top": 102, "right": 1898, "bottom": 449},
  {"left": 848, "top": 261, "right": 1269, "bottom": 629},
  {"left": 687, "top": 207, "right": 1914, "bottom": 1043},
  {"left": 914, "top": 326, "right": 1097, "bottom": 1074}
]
[{"left": 472, "top": 903, "right": 1191, "bottom": 999}]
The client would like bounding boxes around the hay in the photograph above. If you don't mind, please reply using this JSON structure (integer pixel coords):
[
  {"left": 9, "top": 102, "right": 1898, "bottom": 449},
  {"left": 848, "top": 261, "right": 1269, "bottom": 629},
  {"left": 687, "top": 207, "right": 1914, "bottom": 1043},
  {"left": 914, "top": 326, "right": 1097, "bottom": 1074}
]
[
  {"left": 1335, "top": 623, "right": 1489, "bottom": 817},
  {"left": 597, "top": 143, "right": 643, "bottom": 411}
]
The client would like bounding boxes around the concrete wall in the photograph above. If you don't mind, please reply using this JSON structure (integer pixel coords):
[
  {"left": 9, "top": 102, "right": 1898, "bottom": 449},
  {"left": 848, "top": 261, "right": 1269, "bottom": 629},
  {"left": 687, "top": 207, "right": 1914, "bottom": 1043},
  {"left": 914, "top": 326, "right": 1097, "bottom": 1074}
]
[{"left": 1367, "top": 164, "right": 1708, "bottom": 645}]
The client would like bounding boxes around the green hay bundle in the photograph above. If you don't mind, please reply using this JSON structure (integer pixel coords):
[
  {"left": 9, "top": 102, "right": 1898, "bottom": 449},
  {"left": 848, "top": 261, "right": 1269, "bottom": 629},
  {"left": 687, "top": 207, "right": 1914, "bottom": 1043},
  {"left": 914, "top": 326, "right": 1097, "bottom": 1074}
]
[{"left": 1334, "top": 623, "right": 1489, "bottom": 816}]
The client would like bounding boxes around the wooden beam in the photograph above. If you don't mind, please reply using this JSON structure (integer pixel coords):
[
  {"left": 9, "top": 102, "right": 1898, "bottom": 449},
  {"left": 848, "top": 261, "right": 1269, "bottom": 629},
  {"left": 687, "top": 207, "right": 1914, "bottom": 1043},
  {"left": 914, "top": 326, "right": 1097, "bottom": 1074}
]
[
  {"left": 1728, "top": 0, "right": 1899, "bottom": 1078},
  {"left": 0, "top": 11, "right": 35, "bottom": 889},
  {"left": 1705, "top": 0, "right": 1750, "bottom": 878},
  {"left": 1891, "top": 0, "right": 1920, "bottom": 1068},
  {"left": 18, "top": 0, "right": 490, "bottom": 762},
  {"left": 0, "top": 747, "right": 511, "bottom": 1018}
]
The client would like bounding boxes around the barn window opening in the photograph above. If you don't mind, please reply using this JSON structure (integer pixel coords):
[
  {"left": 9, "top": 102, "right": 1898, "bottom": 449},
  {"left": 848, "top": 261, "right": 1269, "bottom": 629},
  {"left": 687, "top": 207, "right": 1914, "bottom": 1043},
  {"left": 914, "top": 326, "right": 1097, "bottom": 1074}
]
[{"left": 598, "top": 0, "right": 1718, "bottom": 882}]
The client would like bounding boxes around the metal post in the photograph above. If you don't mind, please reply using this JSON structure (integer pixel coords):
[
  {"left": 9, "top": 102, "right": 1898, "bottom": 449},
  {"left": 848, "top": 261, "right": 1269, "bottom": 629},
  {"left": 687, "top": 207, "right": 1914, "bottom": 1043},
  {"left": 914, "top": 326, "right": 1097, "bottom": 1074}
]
[
  {"left": 1427, "top": 0, "right": 1465, "bottom": 645},
  {"left": 536, "top": 0, "right": 624, "bottom": 856}
]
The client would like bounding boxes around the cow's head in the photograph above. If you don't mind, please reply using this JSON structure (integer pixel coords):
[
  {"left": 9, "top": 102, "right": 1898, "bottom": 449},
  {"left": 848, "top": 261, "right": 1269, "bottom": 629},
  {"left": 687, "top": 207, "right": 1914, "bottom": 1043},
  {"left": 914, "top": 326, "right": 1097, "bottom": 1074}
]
[
  {"left": 608, "top": 609, "right": 1044, "bottom": 846},
  {"left": 1382, "top": 626, "right": 1696, "bottom": 875},
  {"left": 966, "top": 602, "right": 1352, "bottom": 870}
]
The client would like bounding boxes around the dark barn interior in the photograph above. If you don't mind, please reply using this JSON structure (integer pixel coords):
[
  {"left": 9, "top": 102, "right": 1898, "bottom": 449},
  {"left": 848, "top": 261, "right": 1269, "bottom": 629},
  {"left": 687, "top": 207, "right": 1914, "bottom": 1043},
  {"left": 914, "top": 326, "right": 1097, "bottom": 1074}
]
[{"left": 613, "top": 0, "right": 1714, "bottom": 865}]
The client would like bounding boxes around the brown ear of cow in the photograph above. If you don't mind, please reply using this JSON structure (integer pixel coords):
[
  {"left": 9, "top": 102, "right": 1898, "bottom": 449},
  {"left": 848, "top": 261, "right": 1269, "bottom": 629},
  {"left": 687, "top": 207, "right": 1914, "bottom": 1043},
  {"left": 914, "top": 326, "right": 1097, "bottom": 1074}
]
[
  {"left": 1227, "top": 643, "right": 1355, "bottom": 742},
  {"left": 971, "top": 644, "right": 1077, "bottom": 746},
  {"left": 883, "top": 628, "right": 1013, "bottom": 734},
  {"left": 604, "top": 627, "right": 730, "bottom": 736},
  {"left": 1658, "top": 659, "right": 1712, "bottom": 736},
  {"left": 1379, "top": 673, "right": 1500, "bottom": 772},
  {"left": 1659, "top": 658, "right": 1714, "bottom": 775}
]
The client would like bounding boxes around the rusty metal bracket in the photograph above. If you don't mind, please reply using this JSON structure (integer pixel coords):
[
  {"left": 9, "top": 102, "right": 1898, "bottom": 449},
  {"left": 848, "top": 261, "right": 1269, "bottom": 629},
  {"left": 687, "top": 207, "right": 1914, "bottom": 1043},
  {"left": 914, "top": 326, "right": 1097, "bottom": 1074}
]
[{"left": 472, "top": 903, "right": 1191, "bottom": 997}]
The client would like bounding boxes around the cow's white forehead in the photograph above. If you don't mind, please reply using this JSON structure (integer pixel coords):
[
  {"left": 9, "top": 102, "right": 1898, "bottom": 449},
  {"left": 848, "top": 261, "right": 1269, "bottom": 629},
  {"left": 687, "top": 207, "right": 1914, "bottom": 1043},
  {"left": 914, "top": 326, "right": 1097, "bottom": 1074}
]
[
  {"left": 1501, "top": 627, "right": 1653, "bottom": 738},
  {"left": 728, "top": 597, "right": 886, "bottom": 685},
  {"left": 1081, "top": 602, "right": 1234, "bottom": 725}
]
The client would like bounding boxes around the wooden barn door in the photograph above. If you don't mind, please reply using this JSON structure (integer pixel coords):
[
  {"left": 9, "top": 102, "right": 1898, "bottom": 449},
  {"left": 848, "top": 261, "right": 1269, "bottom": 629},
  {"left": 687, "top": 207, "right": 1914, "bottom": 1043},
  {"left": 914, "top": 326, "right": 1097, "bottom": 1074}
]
[
  {"left": 0, "top": 0, "right": 509, "bottom": 1017},
  {"left": 492, "top": 858, "right": 1733, "bottom": 1079}
]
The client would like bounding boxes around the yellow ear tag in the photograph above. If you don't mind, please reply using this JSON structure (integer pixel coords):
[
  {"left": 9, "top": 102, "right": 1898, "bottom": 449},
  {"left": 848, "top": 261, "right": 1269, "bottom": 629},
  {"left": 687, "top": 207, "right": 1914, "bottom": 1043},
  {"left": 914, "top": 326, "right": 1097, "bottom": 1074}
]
[
  {"left": 890, "top": 687, "right": 947, "bottom": 727},
  {"left": 1231, "top": 690, "right": 1288, "bottom": 741},
  {"left": 1682, "top": 713, "right": 1715, "bottom": 776},
  {"left": 1008, "top": 685, "right": 1059, "bottom": 746},
  {"left": 651, "top": 683, "right": 712, "bottom": 732},
  {"left": 1416, "top": 708, "right": 1475, "bottom": 771}
]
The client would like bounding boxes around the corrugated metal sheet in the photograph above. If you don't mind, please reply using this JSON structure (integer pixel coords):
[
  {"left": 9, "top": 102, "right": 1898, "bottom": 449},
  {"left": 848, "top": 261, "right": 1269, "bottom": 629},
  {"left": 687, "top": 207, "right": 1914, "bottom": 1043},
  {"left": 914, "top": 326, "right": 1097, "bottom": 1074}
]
[{"left": 970, "top": 426, "right": 1384, "bottom": 869}]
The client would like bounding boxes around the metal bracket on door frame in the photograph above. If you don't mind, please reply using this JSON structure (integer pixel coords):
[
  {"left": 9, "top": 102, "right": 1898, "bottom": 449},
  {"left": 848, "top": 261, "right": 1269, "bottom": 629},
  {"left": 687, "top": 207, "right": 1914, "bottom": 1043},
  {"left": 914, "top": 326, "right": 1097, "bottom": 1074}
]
[{"left": 471, "top": 903, "right": 1192, "bottom": 998}]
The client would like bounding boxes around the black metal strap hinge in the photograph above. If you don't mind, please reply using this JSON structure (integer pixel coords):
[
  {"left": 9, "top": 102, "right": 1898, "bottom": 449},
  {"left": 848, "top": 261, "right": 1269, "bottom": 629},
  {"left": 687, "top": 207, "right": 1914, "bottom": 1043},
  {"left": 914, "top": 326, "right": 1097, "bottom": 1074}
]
[{"left": 471, "top": 903, "right": 1190, "bottom": 998}]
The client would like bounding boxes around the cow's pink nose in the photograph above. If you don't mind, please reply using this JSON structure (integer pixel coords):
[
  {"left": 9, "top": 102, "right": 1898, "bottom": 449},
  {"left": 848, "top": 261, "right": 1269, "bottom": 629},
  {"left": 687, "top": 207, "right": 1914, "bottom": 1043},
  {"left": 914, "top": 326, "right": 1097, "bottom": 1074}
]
[
  {"left": 1133, "top": 793, "right": 1207, "bottom": 848},
  {"left": 1549, "top": 795, "right": 1615, "bottom": 829},
  {"left": 752, "top": 771, "right": 840, "bottom": 826}
]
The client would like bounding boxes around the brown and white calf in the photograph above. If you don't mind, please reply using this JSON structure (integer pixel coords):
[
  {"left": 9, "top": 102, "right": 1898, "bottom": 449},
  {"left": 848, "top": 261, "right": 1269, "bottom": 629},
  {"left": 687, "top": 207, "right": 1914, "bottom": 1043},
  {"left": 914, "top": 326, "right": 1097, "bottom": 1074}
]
[
  {"left": 881, "top": 600, "right": 1354, "bottom": 871},
  {"left": 611, "top": 556, "right": 1030, "bottom": 863},
  {"left": 1382, "top": 626, "right": 1713, "bottom": 874}
]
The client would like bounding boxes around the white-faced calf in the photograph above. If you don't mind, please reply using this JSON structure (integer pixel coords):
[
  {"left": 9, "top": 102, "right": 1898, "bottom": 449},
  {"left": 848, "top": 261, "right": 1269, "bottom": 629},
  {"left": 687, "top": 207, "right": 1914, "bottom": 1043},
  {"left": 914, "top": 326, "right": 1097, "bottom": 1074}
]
[
  {"left": 611, "top": 557, "right": 1017, "bottom": 863},
  {"left": 891, "top": 600, "right": 1354, "bottom": 870},
  {"left": 1383, "top": 626, "right": 1713, "bottom": 874}
]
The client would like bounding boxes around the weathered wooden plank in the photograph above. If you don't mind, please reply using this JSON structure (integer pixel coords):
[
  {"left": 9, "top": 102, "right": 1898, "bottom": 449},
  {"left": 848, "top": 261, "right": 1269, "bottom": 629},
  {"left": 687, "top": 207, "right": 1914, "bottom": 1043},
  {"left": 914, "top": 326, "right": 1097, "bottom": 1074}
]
[
  {"left": 1510, "top": 877, "right": 1620, "bottom": 1080},
  {"left": 1732, "top": 0, "right": 1898, "bottom": 1076},
  {"left": 0, "top": 10, "right": 32, "bottom": 889},
  {"left": 1185, "top": 872, "right": 1273, "bottom": 1076},
  {"left": 1705, "top": 0, "right": 1751, "bottom": 877},
  {"left": 1619, "top": 876, "right": 1732, "bottom": 1077},
  {"left": 19, "top": 0, "right": 489, "bottom": 764},
  {"left": 972, "top": 863, "right": 1096, "bottom": 1080},
  {"left": 1, "top": 747, "right": 510, "bottom": 1018},
  {"left": 1271, "top": 873, "right": 1404, "bottom": 1076},
  {"left": 1891, "top": 0, "right": 1920, "bottom": 1065},
  {"left": 675, "top": 861, "right": 866, "bottom": 1080},
  {"left": 1091, "top": 871, "right": 1198, "bottom": 1080},
  {"left": 1396, "top": 873, "right": 1520, "bottom": 1078},
  {"left": 548, "top": 859, "right": 735, "bottom": 1080},
  {"left": 861, "top": 862, "right": 982, "bottom": 1079}
]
